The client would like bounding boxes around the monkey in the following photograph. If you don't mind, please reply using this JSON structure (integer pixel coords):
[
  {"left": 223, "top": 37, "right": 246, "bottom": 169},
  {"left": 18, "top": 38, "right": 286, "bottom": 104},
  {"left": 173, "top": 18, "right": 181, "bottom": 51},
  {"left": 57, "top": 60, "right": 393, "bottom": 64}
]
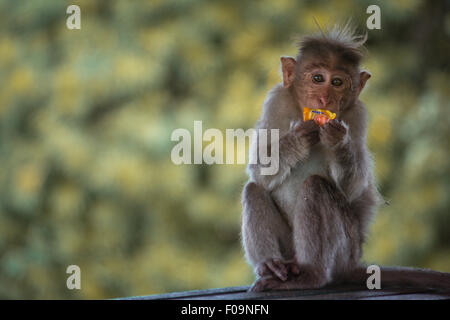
[{"left": 241, "top": 25, "right": 450, "bottom": 292}]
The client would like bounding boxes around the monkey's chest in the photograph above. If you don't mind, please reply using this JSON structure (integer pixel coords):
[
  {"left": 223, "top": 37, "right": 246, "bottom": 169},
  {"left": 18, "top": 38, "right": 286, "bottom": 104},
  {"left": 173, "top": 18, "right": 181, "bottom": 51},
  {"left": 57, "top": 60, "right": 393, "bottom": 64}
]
[{"left": 272, "top": 145, "right": 329, "bottom": 216}]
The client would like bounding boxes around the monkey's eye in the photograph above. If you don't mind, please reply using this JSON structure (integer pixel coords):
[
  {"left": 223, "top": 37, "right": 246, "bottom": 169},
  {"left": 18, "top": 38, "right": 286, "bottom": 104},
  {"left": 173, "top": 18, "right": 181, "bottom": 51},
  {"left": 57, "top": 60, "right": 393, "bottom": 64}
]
[
  {"left": 312, "top": 74, "right": 324, "bottom": 83},
  {"left": 331, "top": 78, "right": 343, "bottom": 86}
]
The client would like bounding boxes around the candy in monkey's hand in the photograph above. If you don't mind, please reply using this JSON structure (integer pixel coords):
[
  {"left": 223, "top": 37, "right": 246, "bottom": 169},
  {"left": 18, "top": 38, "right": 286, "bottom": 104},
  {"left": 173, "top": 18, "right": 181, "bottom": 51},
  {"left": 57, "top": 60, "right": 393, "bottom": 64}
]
[
  {"left": 314, "top": 115, "right": 330, "bottom": 126},
  {"left": 303, "top": 107, "right": 336, "bottom": 127}
]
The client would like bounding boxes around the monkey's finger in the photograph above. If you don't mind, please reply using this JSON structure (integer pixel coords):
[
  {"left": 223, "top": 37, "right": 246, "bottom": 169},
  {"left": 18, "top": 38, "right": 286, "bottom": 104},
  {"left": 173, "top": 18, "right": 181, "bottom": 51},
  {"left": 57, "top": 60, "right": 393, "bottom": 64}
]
[
  {"left": 266, "top": 261, "right": 287, "bottom": 281},
  {"left": 297, "top": 120, "right": 319, "bottom": 133},
  {"left": 327, "top": 120, "right": 347, "bottom": 133},
  {"left": 320, "top": 122, "right": 336, "bottom": 134},
  {"left": 320, "top": 124, "right": 342, "bottom": 139},
  {"left": 266, "top": 260, "right": 288, "bottom": 281}
]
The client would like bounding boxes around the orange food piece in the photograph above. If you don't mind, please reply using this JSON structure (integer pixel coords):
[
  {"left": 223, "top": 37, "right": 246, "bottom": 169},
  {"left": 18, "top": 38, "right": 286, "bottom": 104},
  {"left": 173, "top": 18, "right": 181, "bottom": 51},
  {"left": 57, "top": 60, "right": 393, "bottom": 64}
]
[
  {"left": 303, "top": 107, "right": 336, "bottom": 126},
  {"left": 314, "top": 115, "right": 330, "bottom": 126}
]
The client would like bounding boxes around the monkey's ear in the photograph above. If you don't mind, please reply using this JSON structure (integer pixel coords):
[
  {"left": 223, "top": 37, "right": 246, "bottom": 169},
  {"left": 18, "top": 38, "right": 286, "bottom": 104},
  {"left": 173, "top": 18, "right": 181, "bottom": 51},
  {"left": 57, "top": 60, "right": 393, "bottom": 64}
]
[
  {"left": 281, "top": 57, "right": 297, "bottom": 88},
  {"left": 358, "top": 71, "right": 371, "bottom": 94}
]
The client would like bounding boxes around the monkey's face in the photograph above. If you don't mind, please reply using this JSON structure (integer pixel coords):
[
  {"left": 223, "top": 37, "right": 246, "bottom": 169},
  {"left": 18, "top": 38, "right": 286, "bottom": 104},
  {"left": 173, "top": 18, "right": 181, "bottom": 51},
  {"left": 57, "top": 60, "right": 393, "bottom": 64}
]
[
  {"left": 295, "top": 67, "right": 354, "bottom": 115},
  {"left": 281, "top": 56, "right": 371, "bottom": 116}
]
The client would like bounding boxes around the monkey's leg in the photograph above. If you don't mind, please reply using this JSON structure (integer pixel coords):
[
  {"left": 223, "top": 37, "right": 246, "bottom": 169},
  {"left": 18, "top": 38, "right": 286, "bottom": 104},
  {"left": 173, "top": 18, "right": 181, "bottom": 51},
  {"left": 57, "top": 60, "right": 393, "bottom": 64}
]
[
  {"left": 254, "top": 175, "right": 359, "bottom": 291},
  {"left": 242, "top": 182, "right": 298, "bottom": 285}
]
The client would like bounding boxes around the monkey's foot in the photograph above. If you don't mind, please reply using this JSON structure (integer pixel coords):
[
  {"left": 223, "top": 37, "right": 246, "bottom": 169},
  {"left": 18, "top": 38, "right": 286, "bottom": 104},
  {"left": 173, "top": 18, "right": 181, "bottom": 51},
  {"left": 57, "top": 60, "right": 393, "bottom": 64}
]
[
  {"left": 249, "top": 276, "right": 283, "bottom": 292},
  {"left": 249, "top": 272, "right": 327, "bottom": 292},
  {"left": 249, "top": 276, "right": 306, "bottom": 292},
  {"left": 256, "top": 258, "right": 300, "bottom": 281}
]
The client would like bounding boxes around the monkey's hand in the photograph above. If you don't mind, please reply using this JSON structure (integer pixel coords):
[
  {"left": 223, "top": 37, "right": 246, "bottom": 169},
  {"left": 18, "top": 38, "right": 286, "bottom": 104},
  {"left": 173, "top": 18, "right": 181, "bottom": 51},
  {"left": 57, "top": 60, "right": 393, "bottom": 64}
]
[
  {"left": 248, "top": 120, "right": 319, "bottom": 191},
  {"left": 255, "top": 258, "right": 300, "bottom": 282},
  {"left": 319, "top": 119, "right": 349, "bottom": 148},
  {"left": 292, "top": 120, "right": 320, "bottom": 149}
]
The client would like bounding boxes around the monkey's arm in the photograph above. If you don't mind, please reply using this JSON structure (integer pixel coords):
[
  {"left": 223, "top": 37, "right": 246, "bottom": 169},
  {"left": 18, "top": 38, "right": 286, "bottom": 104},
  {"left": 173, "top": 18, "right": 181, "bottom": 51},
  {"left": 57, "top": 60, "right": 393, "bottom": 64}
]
[
  {"left": 322, "top": 120, "right": 372, "bottom": 202},
  {"left": 247, "top": 121, "right": 318, "bottom": 191},
  {"left": 332, "top": 139, "right": 371, "bottom": 202}
]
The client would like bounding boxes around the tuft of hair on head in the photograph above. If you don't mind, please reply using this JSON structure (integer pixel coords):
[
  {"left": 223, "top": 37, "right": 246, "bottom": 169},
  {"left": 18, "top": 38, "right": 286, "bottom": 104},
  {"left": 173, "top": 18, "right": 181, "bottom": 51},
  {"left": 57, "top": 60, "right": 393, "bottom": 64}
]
[{"left": 296, "top": 19, "right": 368, "bottom": 66}]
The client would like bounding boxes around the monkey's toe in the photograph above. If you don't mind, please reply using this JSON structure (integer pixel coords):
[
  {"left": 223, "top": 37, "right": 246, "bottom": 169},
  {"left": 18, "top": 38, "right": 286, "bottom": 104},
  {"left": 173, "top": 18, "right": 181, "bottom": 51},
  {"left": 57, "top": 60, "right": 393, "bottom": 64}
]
[
  {"left": 266, "top": 259, "right": 288, "bottom": 281},
  {"left": 249, "top": 276, "right": 283, "bottom": 292}
]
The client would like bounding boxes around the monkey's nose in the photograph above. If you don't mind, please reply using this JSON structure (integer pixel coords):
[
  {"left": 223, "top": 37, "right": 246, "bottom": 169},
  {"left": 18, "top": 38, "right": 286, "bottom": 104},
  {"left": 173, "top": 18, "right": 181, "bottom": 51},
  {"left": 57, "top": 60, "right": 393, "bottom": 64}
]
[{"left": 319, "top": 97, "right": 328, "bottom": 107}]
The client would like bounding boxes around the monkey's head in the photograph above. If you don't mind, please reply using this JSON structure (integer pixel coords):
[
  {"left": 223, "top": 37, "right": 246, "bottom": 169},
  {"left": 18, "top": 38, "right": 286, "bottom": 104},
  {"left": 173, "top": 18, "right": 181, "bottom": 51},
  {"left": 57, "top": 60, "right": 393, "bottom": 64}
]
[{"left": 281, "top": 25, "right": 371, "bottom": 116}]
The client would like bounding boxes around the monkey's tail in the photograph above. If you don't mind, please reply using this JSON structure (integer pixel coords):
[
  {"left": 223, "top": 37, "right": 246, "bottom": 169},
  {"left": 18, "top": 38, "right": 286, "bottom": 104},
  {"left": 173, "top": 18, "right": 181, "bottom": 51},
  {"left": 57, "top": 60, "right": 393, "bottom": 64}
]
[{"left": 342, "top": 266, "right": 450, "bottom": 291}]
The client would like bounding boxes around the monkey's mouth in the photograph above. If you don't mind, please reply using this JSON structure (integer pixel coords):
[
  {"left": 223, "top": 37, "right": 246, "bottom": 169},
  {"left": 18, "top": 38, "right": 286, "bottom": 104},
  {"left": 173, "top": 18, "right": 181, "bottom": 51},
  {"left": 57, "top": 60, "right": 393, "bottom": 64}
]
[
  {"left": 303, "top": 108, "right": 337, "bottom": 126},
  {"left": 305, "top": 102, "right": 337, "bottom": 114}
]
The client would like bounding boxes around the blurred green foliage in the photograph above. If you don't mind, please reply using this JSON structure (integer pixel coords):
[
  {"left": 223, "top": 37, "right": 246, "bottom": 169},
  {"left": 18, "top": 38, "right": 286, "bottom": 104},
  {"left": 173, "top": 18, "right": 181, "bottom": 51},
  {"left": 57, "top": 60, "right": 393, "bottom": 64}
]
[{"left": 0, "top": 0, "right": 449, "bottom": 299}]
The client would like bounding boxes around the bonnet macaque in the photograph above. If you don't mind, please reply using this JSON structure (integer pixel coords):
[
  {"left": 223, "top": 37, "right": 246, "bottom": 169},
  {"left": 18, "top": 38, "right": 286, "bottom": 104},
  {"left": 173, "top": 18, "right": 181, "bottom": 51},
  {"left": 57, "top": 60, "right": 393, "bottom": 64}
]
[{"left": 241, "top": 25, "right": 450, "bottom": 292}]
